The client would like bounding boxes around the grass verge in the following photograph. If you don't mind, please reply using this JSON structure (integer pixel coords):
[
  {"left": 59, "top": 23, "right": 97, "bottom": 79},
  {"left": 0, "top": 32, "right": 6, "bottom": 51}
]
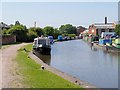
[{"left": 16, "top": 44, "right": 83, "bottom": 88}]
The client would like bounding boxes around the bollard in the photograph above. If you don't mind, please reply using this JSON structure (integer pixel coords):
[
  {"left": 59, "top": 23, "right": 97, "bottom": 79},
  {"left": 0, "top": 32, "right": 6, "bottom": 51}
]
[{"left": 41, "top": 66, "right": 44, "bottom": 70}]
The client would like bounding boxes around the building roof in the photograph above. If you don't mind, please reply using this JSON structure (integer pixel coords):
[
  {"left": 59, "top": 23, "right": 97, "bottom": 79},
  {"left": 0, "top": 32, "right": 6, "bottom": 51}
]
[
  {"left": 77, "top": 26, "right": 87, "bottom": 30},
  {"left": 92, "top": 23, "right": 115, "bottom": 29},
  {"left": 0, "top": 22, "right": 11, "bottom": 29}
]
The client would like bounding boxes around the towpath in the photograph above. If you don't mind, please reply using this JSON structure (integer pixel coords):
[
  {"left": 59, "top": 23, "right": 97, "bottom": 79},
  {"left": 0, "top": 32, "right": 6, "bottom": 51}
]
[{"left": 0, "top": 43, "right": 29, "bottom": 89}]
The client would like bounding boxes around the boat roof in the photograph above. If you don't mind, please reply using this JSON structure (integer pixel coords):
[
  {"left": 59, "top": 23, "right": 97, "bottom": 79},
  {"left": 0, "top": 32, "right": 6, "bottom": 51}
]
[
  {"left": 93, "top": 23, "right": 115, "bottom": 29},
  {"left": 34, "top": 37, "right": 49, "bottom": 40}
]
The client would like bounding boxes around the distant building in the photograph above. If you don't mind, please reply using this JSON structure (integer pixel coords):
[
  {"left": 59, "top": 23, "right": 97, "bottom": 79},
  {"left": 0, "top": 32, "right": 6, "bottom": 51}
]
[
  {"left": 81, "top": 30, "right": 89, "bottom": 35},
  {"left": 76, "top": 26, "right": 86, "bottom": 36},
  {"left": 0, "top": 22, "right": 11, "bottom": 30},
  {"left": 88, "top": 17, "right": 115, "bottom": 37}
]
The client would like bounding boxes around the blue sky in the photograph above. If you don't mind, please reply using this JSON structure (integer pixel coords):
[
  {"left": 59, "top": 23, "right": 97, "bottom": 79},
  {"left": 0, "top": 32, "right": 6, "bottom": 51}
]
[{"left": 2, "top": 2, "right": 118, "bottom": 28}]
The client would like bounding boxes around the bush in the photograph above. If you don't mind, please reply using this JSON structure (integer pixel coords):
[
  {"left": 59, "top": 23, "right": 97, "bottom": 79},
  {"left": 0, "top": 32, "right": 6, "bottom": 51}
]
[
  {"left": 26, "top": 30, "right": 38, "bottom": 42},
  {"left": 7, "top": 25, "right": 28, "bottom": 42}
]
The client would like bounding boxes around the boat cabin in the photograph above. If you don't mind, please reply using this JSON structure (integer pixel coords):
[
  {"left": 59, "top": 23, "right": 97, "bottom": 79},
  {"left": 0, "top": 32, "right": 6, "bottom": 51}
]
[{"left": 33, "top": 37, "right": 51, "bottom": 55}]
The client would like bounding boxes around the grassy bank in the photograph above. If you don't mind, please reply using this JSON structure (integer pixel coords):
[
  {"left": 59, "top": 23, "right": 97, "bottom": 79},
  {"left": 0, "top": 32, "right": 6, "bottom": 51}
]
[{"left": 16, "top": 44, "right": 82, "bottom": 88}]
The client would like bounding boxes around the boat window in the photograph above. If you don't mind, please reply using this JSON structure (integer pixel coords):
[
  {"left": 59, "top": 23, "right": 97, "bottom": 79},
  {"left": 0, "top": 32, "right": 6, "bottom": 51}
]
[
  {"left": 34, "top": 40, "right": 37, "bottom": 45},
  {"left": 38, "top": 39, "right": 46, "bottom": 45},
  {"left": 46, "top": 39, "right": 50, "bottom": 45}
]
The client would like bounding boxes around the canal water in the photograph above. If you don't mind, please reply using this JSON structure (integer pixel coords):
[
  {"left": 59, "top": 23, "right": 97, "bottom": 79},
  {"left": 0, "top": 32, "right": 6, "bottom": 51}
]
[{"left": 38, "top": 40, "right": 118, "bottom": 88}]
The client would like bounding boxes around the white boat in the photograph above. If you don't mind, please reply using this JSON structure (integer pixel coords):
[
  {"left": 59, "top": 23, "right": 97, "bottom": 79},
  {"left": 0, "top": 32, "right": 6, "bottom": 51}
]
[{"left": 32, "top": 37, "right": 51, "bottom": 55}]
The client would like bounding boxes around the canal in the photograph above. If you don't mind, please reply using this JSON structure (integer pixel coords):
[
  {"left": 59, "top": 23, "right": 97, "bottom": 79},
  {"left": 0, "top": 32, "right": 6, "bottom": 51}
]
[{"left": 38, "top": 40, "right": 118, "bottom": 88}]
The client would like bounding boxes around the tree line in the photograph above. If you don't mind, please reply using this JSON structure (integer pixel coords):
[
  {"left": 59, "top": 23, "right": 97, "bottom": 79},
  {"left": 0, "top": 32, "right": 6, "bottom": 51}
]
[
  {"left": 2, "top": 21, "right": 120, "bottom": 42},
  {"left": 2, "top": 21, "right": 77, "bottom": 42}
]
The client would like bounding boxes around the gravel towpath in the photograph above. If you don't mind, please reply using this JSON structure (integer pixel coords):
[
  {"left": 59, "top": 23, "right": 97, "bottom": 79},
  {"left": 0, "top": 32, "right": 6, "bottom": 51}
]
[{"left": 0, "top": 43, "right": 29, "bottom": 88}]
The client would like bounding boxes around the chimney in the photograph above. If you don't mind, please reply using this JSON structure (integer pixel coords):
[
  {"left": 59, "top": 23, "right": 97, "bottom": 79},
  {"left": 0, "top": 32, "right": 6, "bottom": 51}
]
[
  {"left": 34, "top": 21, "right": 36, "bottom": 28},
  {"left": 105, "top": 17, "right": 107, "bottom": 24}
]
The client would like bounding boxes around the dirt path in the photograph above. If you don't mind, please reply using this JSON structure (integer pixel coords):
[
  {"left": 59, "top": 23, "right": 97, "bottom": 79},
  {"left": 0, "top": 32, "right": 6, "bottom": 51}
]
[{"left": 0, "top": 43, "right": 29, "bottom": 88}]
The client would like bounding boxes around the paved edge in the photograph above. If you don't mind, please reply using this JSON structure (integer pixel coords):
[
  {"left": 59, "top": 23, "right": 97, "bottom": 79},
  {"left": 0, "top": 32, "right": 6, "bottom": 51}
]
[{"left": 29, "top": 52, "right": 96, "bottom": 89}]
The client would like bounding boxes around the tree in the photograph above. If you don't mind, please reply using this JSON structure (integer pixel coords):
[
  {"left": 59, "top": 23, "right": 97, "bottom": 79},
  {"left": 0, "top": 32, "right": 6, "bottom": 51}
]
[
  {"left": 115, "top": 24, "right": 120, "bottom": 35},
  {"left": 2, "top": 29, "right": 8, "bottom": 35},
  {"left": 59, "top": 24, "right": 77, "bottom": 34},
  {"left": 15, "top": 21, "right": 20, "bottom": 25},
  {"left": 29, "top": 27, "right": 43, "bottom": 37},
  {"left": 7, "top": 24, "right": 28, "bottom": 42},
  {"left": 53, "top": 28, "right": 61, "bottom": 39},
  {"left": 43, "top": 26, "right": 54, "bottom": 36},
  {"left": 26, "top": 30, "right": 37, "bottom": 42}
]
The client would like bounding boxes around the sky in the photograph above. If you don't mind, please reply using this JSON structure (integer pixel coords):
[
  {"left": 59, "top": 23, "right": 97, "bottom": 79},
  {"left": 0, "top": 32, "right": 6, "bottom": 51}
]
[{"left": 1, "top": 1, "right": 119, "bottom": 28}]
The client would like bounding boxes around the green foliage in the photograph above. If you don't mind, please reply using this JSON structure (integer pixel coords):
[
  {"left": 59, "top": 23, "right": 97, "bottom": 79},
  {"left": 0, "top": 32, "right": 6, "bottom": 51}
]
[
  {"left": 115, "top": 24, "right": 120, "bottom": 35},
  {"left": 2, "top": 21, "right": 78, "bottom": 42},
  {"left": 68, "top": 34, "right": 76, "bottom": 37},
  {"left": 16, "top": 44, "right": 82, "bottom": 88},
  {"left": 7, "top": 24, "right": 28, "bottom": 42},
  {"left": 2, "top": 29, "right": 9, "bottom": 35},
  {"left": 2, "top": 34, "right": 12, "bottom": 37},
  {"left": 53, "top": 28, "right": 61, "bottom": 39},
  {"left": 62, "top": 34, "right": 76, "bottom": 37},
  {"left": 43, "top": 26, "right": 54, "bottom": 36},
  {"left": 29, "top": 27, "right": 43, "bottom": 37},
  {"left": 59, "top": 24, "right": 77, "bottom": 34},
  {"left": 26, "top": 30, "right": 37, "bottom": 42},
  {"left": 43, "top": 26, "right": 60, "bottom": 39}
]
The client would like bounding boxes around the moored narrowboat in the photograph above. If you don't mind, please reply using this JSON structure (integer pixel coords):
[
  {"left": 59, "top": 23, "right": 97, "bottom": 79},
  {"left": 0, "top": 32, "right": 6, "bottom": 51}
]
[{"left": 32, "top": 37, "right": 51, "bottom": 55}]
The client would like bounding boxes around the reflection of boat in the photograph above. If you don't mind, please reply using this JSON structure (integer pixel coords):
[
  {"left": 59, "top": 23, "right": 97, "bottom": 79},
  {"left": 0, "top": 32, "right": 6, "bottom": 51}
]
[
  {"left": 32, "top": 37, "right": 51, "bottom": 55},
  {"left": 112, "top": 38, "right": 120, "bottom": 49},
  {"left": 106, "top": 38, "right": 120, "bottom": 52},
  {"left": 33, "top": 50, "right": 51, "bottom": 65}
]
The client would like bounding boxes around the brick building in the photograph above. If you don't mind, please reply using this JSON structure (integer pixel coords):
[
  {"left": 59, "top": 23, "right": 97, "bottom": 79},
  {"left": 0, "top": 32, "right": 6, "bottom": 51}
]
[
  {"left": 76, "top": 26, "right": 86, "bottom": 36},
  {"left": 88, "top": 17, "right": 115, "bottom": 37},
  {"left": 1, "top": 35, "right": 16, "bottom": 45}
]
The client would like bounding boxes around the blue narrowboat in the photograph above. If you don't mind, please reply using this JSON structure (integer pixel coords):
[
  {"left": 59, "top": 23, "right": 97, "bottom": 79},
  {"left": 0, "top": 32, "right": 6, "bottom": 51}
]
[{"left": 57, "top": 35, "right": 63, "bottom": 41}]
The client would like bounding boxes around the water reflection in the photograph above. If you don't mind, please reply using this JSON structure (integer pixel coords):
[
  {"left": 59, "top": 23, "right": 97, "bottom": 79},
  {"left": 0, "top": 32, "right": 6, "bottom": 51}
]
[
  {"left": 34, "top": 51, "right": 51, "bottom": 65},
  {"left": 92, "top": 47, "right": 98, "bottom": 51}
]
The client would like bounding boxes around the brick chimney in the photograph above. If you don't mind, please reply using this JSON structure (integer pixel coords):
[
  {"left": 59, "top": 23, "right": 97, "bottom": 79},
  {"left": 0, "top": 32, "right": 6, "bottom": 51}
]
[{"left": 105, "top": 17, "right": 107, "bottom": 24}]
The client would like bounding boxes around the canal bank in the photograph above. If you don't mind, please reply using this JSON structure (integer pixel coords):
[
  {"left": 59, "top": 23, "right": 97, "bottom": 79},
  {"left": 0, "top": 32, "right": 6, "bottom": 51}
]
[
  {"left": 93, "top": 43, "right": 120, "bottom": 53},
  {"left": 29, "top": 51, "right": 96, "bottom": 88}
]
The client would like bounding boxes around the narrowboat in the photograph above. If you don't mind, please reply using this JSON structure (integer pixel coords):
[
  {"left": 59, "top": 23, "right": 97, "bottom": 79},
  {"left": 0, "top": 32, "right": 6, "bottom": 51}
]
[
  {"left": 105, "top": 38, "right": 120, "bottom": 52},
  {"left": 48, "top": 36, "right": 54, "bottom": 44},
  {"left": 112, "top": 38, "right": 120, "bottom": 49},
  {"left": 32, "top": 37, "right": 51, "bottom": 55},
  {"left": 57, "top": 35, "right": 63, "bottom": 41}
]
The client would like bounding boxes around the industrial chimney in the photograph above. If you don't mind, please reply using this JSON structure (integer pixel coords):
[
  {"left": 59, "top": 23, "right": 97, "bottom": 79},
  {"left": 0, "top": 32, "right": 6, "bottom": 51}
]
[
  {"left": 34, "top": 21, "right": 36, "bottom": 28},
  {"left": 105, "top": 17, "right": 107, "bottom": 24}
]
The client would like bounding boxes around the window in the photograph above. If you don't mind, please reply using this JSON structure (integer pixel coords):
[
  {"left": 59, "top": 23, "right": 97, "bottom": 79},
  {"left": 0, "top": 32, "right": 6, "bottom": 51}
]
[{"left": 38, "top": 39, "right": 46, "bottom": 45}]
